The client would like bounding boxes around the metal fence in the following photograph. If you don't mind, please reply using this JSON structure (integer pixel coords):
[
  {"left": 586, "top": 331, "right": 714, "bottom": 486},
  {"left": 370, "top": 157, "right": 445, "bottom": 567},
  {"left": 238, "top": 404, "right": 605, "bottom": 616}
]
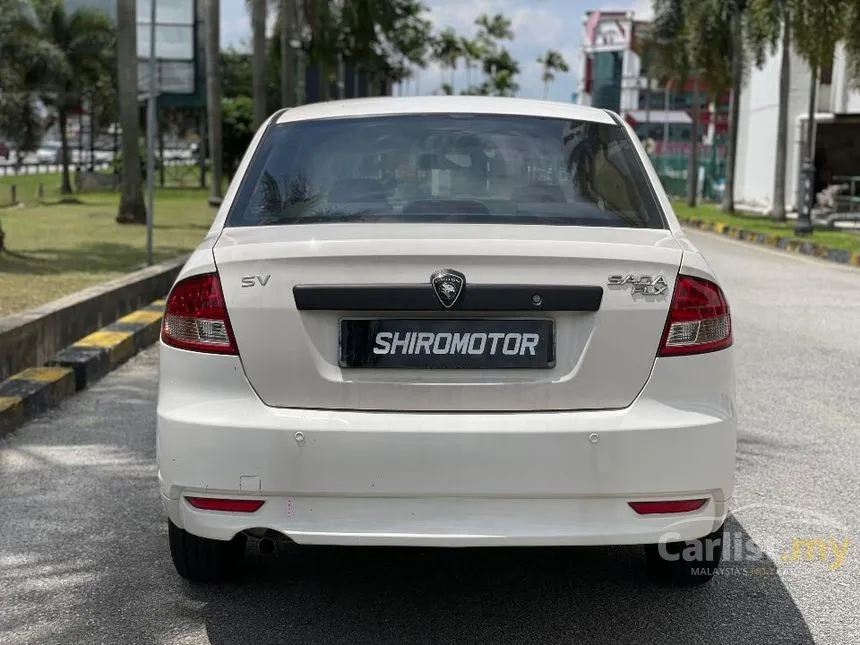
[
  {"left": 649, "top": 147, "right": 727, "bottom": 203},
  {"left": 0, "top": 157, "right": 203, "bottom": 207}
]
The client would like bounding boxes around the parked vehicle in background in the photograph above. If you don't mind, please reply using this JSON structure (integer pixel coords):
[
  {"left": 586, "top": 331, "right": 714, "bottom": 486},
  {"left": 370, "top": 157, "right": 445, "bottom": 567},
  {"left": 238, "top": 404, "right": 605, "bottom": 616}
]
[{"left": 35, "top": 142, "right": 62, "bottom": 164}]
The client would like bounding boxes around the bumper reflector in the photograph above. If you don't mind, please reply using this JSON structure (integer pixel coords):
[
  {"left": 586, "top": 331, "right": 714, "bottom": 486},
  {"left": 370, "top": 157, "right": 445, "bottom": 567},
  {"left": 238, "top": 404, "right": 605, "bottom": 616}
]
[
  {"left": 628, "top": 499, "right": 707, "bottom": 515},
  {"left": 186, "top": 497, "right": 265, "bottom": 513}
]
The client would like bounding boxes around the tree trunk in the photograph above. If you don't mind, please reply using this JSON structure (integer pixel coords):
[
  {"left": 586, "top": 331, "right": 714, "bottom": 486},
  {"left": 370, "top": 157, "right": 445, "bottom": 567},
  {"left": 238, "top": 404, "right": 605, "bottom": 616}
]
[
  {"left": 687, "top": 77, "right": 700, "bottom": 207},
  {"left": 89, "top": 97, "right": 96, "bottom": 172},
  {"left": 319, "top": 62, "right": 331, "bottom": 101},
  {"left": 158, "top": 112, "right": 165, "bottom": 187},
  {"left": 280, "top": 0, "right": 289, "bottom": 107},
  {"left": 252, "top": 0, "right": 268, "bottom": 128},
  {"left": 115, "top": 0, "right": 146, "bottom": 223},
  {"left": 645, "top": 78, "right": 651, "bottom": 142},
  {"left": 722, "top": 11, "right": 743, "bottom": 214},
  {"left": 772, "top": 17, "right": 791, "bottom": 221},
  {"left": 58, "top": 106, "right": 73, "bottom": 195},
  {"left": 803, "top": 63, "right": 818, "bottom": 215},
  {"left": 206, "top": 0, "right": 223, "bottom": 199}
]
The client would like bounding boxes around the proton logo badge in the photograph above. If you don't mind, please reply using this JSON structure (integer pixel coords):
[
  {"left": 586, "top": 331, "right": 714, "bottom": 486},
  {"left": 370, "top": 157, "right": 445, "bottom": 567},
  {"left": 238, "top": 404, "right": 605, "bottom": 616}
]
[{"left": 431, "top": 269, "right": 465, "bottom": 308}]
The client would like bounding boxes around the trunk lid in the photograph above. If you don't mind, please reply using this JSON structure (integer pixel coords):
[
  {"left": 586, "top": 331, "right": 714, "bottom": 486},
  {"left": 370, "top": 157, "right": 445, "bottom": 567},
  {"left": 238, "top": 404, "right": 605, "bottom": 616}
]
[{"left": 213, "top": 223, "right": 683, "bottom": 412}]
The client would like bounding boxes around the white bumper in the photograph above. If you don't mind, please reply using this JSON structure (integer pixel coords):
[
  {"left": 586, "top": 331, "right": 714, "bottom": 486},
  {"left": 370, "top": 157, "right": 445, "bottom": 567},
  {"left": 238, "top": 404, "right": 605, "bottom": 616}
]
[{"left": 156, "top": 344, "right": 736, "bottom": 546}]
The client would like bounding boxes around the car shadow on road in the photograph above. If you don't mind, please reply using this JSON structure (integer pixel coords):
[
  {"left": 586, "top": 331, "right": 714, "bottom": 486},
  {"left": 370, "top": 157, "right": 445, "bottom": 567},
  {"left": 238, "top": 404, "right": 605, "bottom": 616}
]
[{"left": 193, "top": 515, "right": 815, "bottom": 645}]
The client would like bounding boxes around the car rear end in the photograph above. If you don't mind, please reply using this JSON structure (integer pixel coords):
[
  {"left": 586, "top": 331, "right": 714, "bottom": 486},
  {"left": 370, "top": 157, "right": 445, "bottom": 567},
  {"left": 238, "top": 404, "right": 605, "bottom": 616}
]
[{"left": 157, "top": 99, "right": 736, "bottom": 560}]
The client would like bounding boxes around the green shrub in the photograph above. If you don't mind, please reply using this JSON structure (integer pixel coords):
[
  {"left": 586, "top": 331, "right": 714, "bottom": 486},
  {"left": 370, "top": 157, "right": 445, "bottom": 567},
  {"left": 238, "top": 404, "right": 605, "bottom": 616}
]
[{"left": 222, "top": 96, "right": 255, "bottom": 179}]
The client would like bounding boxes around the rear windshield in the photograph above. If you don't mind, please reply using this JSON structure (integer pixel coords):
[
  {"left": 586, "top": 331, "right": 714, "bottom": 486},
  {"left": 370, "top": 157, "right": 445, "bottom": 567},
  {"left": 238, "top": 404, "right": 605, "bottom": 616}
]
[{"left": 226, "top": 114, "right": 665, "bottom": 229}]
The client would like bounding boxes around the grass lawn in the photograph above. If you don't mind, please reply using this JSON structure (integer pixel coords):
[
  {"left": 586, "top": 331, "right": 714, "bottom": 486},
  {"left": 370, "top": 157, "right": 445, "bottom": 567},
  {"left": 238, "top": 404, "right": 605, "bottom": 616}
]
[
  {"left": 0, "top": 172, "right": 66, "bottom": 205},
  {"left": 672, "top": 201, "right": 860, "bottom": 255},
  {"left": 0, "top": 188, "right": 215, "bottom": 317}
]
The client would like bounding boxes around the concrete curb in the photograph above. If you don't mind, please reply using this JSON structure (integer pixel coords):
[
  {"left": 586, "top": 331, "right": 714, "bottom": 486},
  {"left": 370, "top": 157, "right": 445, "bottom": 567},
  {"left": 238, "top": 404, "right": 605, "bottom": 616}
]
[
  {"left": 0, "top": 255, "right": 185, "bottom": 381},
  {"left": 0, "top": 298, "right": 166, "bottom": 439},
  {"left": 679, "top": 216, "right": 860, "bottom": 267}
]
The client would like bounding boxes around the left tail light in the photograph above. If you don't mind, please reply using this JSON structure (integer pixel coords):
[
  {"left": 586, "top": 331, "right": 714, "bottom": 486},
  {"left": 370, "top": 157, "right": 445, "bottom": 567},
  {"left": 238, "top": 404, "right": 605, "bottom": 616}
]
[{"left": 161, "top": 273, "right": 238, "bottom": 354}]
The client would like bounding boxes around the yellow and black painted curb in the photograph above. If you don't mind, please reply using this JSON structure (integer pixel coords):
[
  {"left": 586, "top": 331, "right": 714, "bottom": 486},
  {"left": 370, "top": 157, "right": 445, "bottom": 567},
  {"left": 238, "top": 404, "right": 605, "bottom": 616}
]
[
  {"left": 679, "top": 216, "right": 860, "bottom": 267},
  {"left": 0, "top": 299, "right": 166, "bottom": 438}
]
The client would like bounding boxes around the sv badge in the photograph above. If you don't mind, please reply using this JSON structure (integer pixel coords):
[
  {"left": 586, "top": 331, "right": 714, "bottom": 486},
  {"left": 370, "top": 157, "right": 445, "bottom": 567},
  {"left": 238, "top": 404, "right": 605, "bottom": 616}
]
[
  {"left": 607, "top": 274, "right": 668, "bottom": 296},
  {"left": 241, "top": 274, "right": 271, "bottom": 288}
]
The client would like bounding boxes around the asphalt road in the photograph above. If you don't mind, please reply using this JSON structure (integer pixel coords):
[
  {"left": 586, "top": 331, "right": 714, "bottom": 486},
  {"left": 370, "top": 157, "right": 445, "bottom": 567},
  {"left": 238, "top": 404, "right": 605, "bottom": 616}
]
[{"left": 1, "top": 230, "right": 858, "bottom": 645}]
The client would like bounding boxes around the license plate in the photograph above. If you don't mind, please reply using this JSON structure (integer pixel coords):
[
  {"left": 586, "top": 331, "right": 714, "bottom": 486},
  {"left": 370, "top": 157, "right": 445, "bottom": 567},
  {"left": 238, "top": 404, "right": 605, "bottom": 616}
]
[{"left": 340, "top": 319, "right": 555, "bottom": 369}]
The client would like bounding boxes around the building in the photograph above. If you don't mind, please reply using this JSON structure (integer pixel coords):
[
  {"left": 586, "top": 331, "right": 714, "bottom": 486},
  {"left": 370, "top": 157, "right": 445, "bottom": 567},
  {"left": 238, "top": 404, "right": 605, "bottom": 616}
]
[
  {"left": 576, "top": 8, "right": 860, "bottom": 213},
  {"left": 64, "top": 0, "right": 384, "bottom": 106},
  {"left": 735, "top": 42, "right": 860, "bottom": 213},
  {"left": 577, "top": 10, "right": 730, "bottom": 155},
  {"left": 66, "top": 0, "right": 205, "bottom": 108}
]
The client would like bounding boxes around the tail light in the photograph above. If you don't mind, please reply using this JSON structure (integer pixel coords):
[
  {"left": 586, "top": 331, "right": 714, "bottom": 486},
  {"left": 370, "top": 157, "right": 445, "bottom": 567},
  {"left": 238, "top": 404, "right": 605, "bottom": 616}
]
[
  {"left": 186, "top": 497, "right": 264, "bottom": 513},
  {"left": 628, "top": 499, "right": 707, "bottom": 515},
  {"left": 658, "top": 275, "right": 732, "bottom": 356},
  {"left": 161, "top": 273, "right": 238, "bottom": 354}
]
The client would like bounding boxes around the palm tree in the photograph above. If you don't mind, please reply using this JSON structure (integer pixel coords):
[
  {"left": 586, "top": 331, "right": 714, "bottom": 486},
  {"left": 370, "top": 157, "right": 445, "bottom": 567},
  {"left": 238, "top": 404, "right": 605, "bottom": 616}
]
[
  {"left": 847, "top": 3, "right": 860, "bottom": 82},
  {"left": 279, "top": 0, "right": 293, "bottom": 106},
  {"left": 0, "top": 0, "right": 67, "bottom": 248},
  {"left": 684, "top": 0, "right": 734, "bottom": 208},
  {"left": 0, "top": 0, "right": 60, "bottom": 154},
  {"left": 747, "top": 0, "right": 858, "bottom": 223},
  {"left": 460, "top": 37, "right": 484, "bottom": 89},
  {"left": 475, "top": 13, "right": 514, "bottom": 42},
  {"left": 651, "top": 0, "right": 699, "bottom": 206},
  {"left": 433, "top": 28, "right": 462, "bottom": 90},
  {"left": 538, "top": 49, "right": 569, "bottom": 100},
  {"left": 250, "top": 0, "right": 268, "bottom": 125},
  {"left": 482, "top": 48, "right": 520, "bottom": 97},
  {"left": 29, "top": 0, "right": 115, "bottom": 197},
  {"left": 722, "top": 0, "right": 746, "bottom": 214},
  {"left": 115, "top": 0, "right": 146, "bottom": 223},
  {"left": 475, "top": 13, "right": 514, "bottom": 86},
  {"left": 206, "top": 0, "right": 223, "bottom": 201},
  {"left": 788, "top": 0, "right": 851, "bottom": 228}
]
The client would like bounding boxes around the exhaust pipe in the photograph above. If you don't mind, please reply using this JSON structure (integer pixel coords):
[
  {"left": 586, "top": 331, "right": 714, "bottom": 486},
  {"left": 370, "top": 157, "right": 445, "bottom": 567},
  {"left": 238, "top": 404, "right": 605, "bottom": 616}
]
[{"left": 258, "top": 537, "right": 277, "bottom": 555}]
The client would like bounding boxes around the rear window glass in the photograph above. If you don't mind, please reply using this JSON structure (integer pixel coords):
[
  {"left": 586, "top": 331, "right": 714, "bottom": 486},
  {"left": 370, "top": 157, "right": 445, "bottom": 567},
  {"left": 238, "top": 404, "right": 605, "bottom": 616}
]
[{"left": 226, "top": 114, "right": 665, "bottom": 229}]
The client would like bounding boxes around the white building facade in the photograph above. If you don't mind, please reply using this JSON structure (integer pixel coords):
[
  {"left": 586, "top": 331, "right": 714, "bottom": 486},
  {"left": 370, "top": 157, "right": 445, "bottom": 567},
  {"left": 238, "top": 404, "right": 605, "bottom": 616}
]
[{"left": 733, "top": 43, "right": 860, "bottom": 213}]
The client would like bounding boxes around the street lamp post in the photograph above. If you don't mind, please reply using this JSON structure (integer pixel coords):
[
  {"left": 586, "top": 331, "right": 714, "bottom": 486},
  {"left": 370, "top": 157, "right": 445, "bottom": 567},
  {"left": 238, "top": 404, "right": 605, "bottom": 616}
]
[
  {"left": 795, "top": 159, "right": 815, "bottom": 235},
  {"left": 795, "top": 68, "right": 818, "bottom": 237},
  {"left": 145, "top": 0, "right": 158, "bottom": 266}
]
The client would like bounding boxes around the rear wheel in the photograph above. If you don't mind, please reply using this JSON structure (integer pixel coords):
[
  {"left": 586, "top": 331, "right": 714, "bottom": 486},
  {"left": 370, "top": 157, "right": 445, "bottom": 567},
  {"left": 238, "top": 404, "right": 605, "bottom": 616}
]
[
  {"left": 168, "top": 520, "right": 247, "bottom": 583},
  {"left": 645, "top": 522, "right": 725, "bottom": 586}
]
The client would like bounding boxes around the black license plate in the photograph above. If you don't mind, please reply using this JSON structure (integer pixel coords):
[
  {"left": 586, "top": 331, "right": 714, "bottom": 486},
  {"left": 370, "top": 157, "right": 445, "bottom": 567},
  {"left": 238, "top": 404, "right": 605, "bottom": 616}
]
[{"left": 340, "top": 319, "right": 555, "bottom": 369}]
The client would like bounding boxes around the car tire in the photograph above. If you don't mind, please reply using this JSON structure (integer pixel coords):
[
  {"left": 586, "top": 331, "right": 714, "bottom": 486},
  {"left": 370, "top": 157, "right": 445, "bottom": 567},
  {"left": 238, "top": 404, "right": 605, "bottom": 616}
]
[
  {"left": 644, "top": 521, "right": 725, "bottom": 586},
  {"left": 168, "top": 519, "right": 247, "bottom": 583}
]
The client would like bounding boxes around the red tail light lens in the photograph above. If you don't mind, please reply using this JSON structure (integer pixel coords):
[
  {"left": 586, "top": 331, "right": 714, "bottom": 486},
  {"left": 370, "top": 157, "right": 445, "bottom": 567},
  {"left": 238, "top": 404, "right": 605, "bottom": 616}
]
[
  {"left": 658, "top": 275, "right": 732, "bottom": 356},
  {"left": 161, "top": 273, "right": 238, "bottom": 354},
  {"left": 628, "top": 499, "right": 708, "bottom": 515},
  {"left": 186, "top": 497, "right": 265, "bottom": 513}
]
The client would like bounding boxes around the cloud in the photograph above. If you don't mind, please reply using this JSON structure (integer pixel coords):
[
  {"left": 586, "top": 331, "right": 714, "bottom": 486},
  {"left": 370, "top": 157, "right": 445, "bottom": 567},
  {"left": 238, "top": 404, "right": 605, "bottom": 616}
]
[{"left": 631, "top": 0, "right": 654, "bottom": 20}]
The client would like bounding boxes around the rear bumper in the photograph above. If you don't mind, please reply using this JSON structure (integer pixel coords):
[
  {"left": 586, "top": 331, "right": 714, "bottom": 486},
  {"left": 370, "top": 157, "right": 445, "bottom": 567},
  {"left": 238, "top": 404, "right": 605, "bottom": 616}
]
[{"left": 157, "top": 344, "right": 737, "bottom": 546}]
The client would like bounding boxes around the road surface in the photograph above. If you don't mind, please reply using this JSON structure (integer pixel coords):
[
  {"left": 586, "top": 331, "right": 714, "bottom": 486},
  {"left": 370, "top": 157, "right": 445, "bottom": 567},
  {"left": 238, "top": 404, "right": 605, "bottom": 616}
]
[{"left": 1, "top": 230, "right": 858, "bottom": 644}]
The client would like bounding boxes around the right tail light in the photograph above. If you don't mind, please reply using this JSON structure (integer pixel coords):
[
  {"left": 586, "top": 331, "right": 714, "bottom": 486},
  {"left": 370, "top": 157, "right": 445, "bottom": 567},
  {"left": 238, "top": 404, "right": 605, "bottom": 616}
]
[{"left": 658, "top": 275, "right": 732, "bottom": 356}]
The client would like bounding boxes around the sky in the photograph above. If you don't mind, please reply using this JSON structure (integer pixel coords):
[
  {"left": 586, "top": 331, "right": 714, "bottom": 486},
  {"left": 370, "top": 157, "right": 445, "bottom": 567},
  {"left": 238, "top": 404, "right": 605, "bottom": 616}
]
[{"left": 220, "top": 0, "right": 653, "bottom": 102}]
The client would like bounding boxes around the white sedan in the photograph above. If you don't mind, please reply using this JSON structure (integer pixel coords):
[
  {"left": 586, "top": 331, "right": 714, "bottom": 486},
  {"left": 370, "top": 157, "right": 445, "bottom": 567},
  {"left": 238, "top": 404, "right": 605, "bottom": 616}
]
[{"left": 156, "top": 96, "right": 736, "bottom": 585}]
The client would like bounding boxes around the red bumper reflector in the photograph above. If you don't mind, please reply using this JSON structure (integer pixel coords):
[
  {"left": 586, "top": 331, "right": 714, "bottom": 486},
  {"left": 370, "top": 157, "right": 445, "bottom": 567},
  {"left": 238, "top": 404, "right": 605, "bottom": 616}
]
[
  {"left": 628, "top": 499, "right": 707, "bottom": 515},
  {"left": 186, "top": 497, "right": 265, "bottom": 513}
]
